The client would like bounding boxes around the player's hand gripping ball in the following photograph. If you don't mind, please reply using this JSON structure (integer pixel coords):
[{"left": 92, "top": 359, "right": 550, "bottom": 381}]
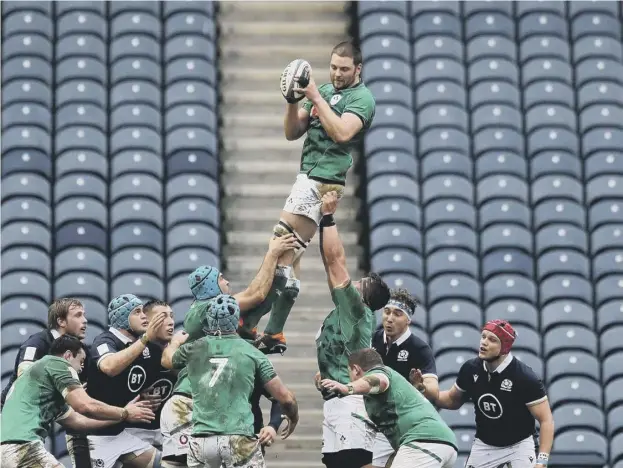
[{"left": 280, "top": 59, "right": 311, "bottom": 104}]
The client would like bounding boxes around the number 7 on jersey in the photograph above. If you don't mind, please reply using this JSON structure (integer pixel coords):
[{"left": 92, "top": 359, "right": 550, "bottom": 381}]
[{"left": 208, "top": 358, "right": 229, "bottom": 387}]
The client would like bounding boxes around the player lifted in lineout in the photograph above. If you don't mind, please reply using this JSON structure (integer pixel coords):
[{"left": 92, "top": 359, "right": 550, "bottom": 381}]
[{"left": 244, "top": 41, "right": 377, "bottom": 355}]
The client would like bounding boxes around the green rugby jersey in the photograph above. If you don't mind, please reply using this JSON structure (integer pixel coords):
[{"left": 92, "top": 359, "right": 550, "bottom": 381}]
[
  {"left": 316, "top": 282, "right": 376, "bottom": 384},
  {"left": 363, "top": 366, "right": 457, "bottom": 450},
  {"left": 1, "top": 355, "right": 82, "bottom": 443},
  {"left": 172, "top": 334, "right": 276, "bottom": 437},
  {"left": 301, "top": 81, "right": 375, "bottom": 185}
]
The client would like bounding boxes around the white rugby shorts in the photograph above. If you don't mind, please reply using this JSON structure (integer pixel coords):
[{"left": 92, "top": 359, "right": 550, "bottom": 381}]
[
  {"left": 160, "top": 394, "right": 194, "bottom": 458},
  {"left": 283, "top": 174, "right": 344, "bottom": 225},
  {"left": 390, "top": 442, "right": 457, "bottom": 468},
  {"left": 87, "top": 430, "right": 153, "bottom": 468},
  {"left": 125, "top": 427, "right": 163, "bottom": 449},
  {"left": 1, "top": 440, "right": 62, "bottom": 468},
  {"left": 187, "top": 435, "right": 265, "bottom": 468},
  {"left": 372, "top": 431, "right": 394, "bottom": 467},
  {"left": 465, "top": 436, "right": 536, "bottom": 468},
  {"left": 322, "top": 395, "right": 376, "bottom": 454}
]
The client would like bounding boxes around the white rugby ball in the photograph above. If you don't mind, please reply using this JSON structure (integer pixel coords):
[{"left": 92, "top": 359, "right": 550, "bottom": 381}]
[{"left": 280, "top": 59, "right": 312, "bottom": 103}]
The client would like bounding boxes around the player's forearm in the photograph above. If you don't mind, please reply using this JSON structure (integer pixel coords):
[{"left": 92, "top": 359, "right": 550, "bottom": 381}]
[
  {"left": 350, "top": 374, "right": 389, "bottom": 395},
  {"left": 238, "top": 251, "right": 280, "bottom": 312},
  {"left": 284, "top": 104, "right": 305, "bottom": 140},
  {"left": 435, "top": 390, "right": 463, "bottom": 410},
  {"left": 537, "top": 418, "right": 555, "bottom": 457},
  {"left": 310, "top": 96, "right": 348, "bottom": 143},
  {"left": 77, "top": 398, "right": 127, "bottom": 421},
  {"left": 279, "top": 391, "right": 299, "bottom": 425},
  {"left": 99, "top": 340, "right": 147, "bottom": 377},
  {"left": 63, "top": 411, "right": 119, "bottom": 431},
  {"left": 320, "top": 224, "right": 346, "bottom": 266},
  {"left": 161, "top": 343, "right": 180, "bottom": 369}
]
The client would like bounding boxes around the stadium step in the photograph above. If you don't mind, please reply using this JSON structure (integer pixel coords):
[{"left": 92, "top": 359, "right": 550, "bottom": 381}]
[{"left": 217, "top": 2, "right": 355, "bottom": 463}]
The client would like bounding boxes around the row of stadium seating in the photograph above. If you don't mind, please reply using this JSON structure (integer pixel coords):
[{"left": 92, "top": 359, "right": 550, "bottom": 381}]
[
  {"left": 1, "top": 1, "right": 219, "bottom": 461},
  {"left": 359, "top": 2, "right": 623, "bottom": 466}
]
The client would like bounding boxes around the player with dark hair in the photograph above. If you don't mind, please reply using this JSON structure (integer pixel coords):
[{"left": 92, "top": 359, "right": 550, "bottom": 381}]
[
  {"left": 414, "top": 320, "right": 555, "bottom": 468},
  {"left": 314, "top": 192, "right": 390, "bottom": 468},
  {"left": 370, "top": 288, "right": 439, "bottom": 467},
  {"left": 1, "top": 335, "right": 155, "bottom": 468},
  {"left": 251, "top": 40, "right": 377, "bottom": 355},
  {"left": 125, "top": 300, "right": 178, "bottom": 449},
  {"left": 86, "top": 294, "right": 168, "bottom": 468},
  {"left": 0, "top": 298, "right": 93, "bottom": 468},
  {"left": 1, "top": 298, "right": 89, "bottom": 406},
  {"left": 320, "top": 348, "right": 457, "bottom": 468},
  {"left": 161, "top": 294, "right": 299, "bottom": 468}
]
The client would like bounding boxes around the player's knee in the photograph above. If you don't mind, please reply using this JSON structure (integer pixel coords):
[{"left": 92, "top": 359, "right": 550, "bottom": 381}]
[
  {"left": 322, "top": 449, "right": 372, "bottom": 468},
  {"left": 273, "top": 220, "right": 309, "bottom": 259}
]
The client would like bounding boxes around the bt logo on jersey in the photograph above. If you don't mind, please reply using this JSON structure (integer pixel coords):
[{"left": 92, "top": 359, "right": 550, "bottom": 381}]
[
  {"left": 477, "top": 393, "right": 504, "bottom": 419},
  {"left": 127, "top": 365, "right": 147, "bottom": 393}
]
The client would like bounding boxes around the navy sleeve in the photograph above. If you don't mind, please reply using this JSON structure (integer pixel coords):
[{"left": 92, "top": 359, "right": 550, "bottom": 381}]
[
  {"left": 521, "top": 367, "right": 547, "bottom": 406},
  {"left": 455, "top": 362, "right": 471, "bottom": 394},
  {"left": 268, "top": 398, "right": 283, "bottom": 431},
  {"left": 413, "top": 342, "right": 437, "bottom": 377},
  {"left": 90, "top": 334, "right": 121, "bottom": 367},
  {"left": 371, "top": 330, "right": 384, "bottom": 355}
]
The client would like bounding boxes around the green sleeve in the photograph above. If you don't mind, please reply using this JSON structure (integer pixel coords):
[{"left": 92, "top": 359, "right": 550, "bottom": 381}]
[
  {"left": 183, "top": 301, "right": 207, "bottom": 341},
  {"left": 172, "top": 342, "right": 192, "bottom": 370},
  {"left": 331, "top": 281, "right": 367, "bottom": 322},
  {"left": 255, "top": 353, "right": 278, "bottom": 386},
  {"left": 343, "top": 89, "right": 376, "bottom": 127},
  {"left": 48, "top": 360, "right": 82, "bottom": 398}
]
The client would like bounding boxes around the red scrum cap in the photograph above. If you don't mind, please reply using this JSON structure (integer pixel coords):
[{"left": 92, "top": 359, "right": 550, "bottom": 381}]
[{"left": 483, "top": 320, "right": 517, "bottom": 355}]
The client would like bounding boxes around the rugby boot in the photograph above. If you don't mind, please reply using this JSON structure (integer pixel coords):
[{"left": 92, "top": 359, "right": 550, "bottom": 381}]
[{"left": 255, "top": 332, "right": 287, "bottom": 355}]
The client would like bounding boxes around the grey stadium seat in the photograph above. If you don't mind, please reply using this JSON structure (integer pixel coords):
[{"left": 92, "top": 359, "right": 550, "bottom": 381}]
[
  {"left": 428, "top": 300, "right": 482, "bottom": 332},
  {"left": 1, "top": 298, "right": 48, "bottom": 327},
  {"left": 480, "top": 224, "right": 532, "bottom": 255},
  {"left": 361, "top": 36, "right": 410, "bottom": 63},
  {"left": 1, "top": 247, "right": 51, "bottom": 279},
  {"left": 369, "top": 199, "right": 421, "bottom": 230},
  {"left": 55, "top": 248, "right": 107, "bottom": 280},
  {"left": 553, "top": 403, "right": 606, "bottom": 435},
  {"left": 422, "top": 151, "right": 472, "bottom": 180},
  {"left": 411, "top": 13, "right": 461, "bottom": 41},
  {"left": 111, "top": 274, "right": 164, "bottom": 302},
  {"left": 485, "top": 300, "right": 538, "bottom": 330},
  {"left": 426, "top": 249, "right": 478, "bottom": 280},
  {"left": 425, "top": 224, "right": 477, "bottom": 255},
  {"left": 548, "top": 377, "right": 602, "bottom": 409},
  {"left": 371, "top": 249, "right": 423, "bottom": 279},
  {"left": 543, "top": 326, "right": 598, "bottom": 358},
  {"left": 541, "top": 301, "right": 595, "bottom": 333},
  {"left": 414, "top": 36, "right": 463, "bottom": 64},
  {"left": 369, "top": 224, "right": 422, "bottom": 256}
]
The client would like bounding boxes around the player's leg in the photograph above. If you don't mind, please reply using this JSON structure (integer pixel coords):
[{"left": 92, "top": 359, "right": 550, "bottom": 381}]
[
  {"left": 505, "top": 436, "right": 538, "bottom": 468},
  {"left": 238, "top": 266, "right": 291, "bottom": 342},
  {"left": 187, "top": 435, "right": 221, "bottom": 468},
  {"left": 371, "top": 432, "right": 394, "bottom": 468},
  {"left": 321, "top": 397, "right": 374, "bottom": 468},
  {"left": 160, "top": 395, "right": 193, "bottom": 467},
  {"left": 465, "top": 438, "right": 512, "bottom": 468},
  {"left": 89, "top": 431, "right": 155, "bottom": 468},
  {"left": 387, "top": 443, "right": 457, "bottom": 468},
  {"left": 221, "top": 435, "right": 265, "bottom": 468},
  {"left": 121, "top": 448, "right": 162, "bottom": 468},
  {"left": 66, "top": 433, "right": 93, "bottom": 468},
  {"left": 0, "top": 441, "right": 64, "bottom": 468}
]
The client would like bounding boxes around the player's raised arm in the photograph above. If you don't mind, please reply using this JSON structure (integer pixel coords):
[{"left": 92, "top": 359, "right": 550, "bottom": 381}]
[
  {"left": 319, "top": 191, "right": 349, "bottom": 289},
  {"left": 234, "top": 234, "right": 299, "bottom": 312},
  {"left": 97, "top": 308, "right": 166, "bottom": 377},
  {"left": 284, "top": 102, "right": 311, "bottom": 141},
  {"left": 161, "top": 331, "right": 190, "bottom": 369}
]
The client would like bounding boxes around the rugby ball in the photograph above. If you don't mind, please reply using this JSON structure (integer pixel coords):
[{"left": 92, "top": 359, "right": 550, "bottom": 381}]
[{"left": 280, "top": 59, "right": 311, "bottom": 103}]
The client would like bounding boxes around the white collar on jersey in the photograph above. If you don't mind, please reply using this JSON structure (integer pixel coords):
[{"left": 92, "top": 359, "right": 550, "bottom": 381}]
[
  {"left": 50, "top": 329, "right": 61, "bottom": 339},
  {"left": 384, "top": 327, "right": 411, "bottom": 347},
  {"left": 483, "top": 353, "right": 514, "bottom": 374},
  {"left": 109, "top": 327, "right": 133, "bottom": 344}
]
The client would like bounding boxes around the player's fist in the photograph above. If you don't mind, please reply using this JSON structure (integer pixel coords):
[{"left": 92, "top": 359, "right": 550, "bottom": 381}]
[
  {"left": 409, "top": 368, "right": 424, "bottom": 386},
  {"left": 268, "top": 233, "right": 299, "bottom": 256},
  {"left": 321, "top": 191, "right": 339, "bottom": 215},
  {"left": 171, "top": 330, "right": 189, "bottom": 347},
  {"left": 258, "top": 426, "right": 277, "bottom": 446}
]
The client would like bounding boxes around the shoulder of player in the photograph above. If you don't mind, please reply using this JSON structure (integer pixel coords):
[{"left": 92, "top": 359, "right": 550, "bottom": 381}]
[
  {"left": 352, "top": 83, "right": 375, "bottom": 101},
  {"left": 371, "top": 328, "right": 384, "bottom": 344},
  {"left": 509, "top": 356, "right": 541, "bottom": 382},
  {"left": 21, "top": 330, "right": 52, "bottom": 349}
]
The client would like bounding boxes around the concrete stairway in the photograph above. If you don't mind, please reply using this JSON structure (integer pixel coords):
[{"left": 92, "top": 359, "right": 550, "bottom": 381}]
[{"left": 218, "top": 2, "right": 358, "bottom": 466}]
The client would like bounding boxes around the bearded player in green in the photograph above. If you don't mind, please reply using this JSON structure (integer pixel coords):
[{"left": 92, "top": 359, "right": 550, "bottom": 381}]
[
  {"left": 162, "top": 294, "right": 299, "bottom": 468},
  {"left": 314, "top": 192, "right": 390, "bottom": 468},
  {"left": 248, "top": 41, "right": 376, "bottom": 355},
  {"left": 321, "top": 348, "right": 458, "bottom": 468},
  {"left": 1, "top": 335, "right": 155, "bottom": 468}
]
